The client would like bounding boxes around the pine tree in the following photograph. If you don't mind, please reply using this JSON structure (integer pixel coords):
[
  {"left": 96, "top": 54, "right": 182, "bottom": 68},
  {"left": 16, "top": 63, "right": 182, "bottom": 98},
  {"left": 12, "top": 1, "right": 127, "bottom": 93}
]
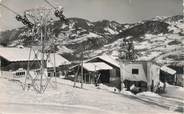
[{"left": 119, "top": 37, "right": 137, "bottom": 61}]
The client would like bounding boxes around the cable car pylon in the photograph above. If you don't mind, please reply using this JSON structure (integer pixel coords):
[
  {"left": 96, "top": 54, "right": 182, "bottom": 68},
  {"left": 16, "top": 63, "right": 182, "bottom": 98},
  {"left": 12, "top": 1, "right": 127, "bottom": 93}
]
[
  {"left": 43, "top": 0, "right": 69, "bottom": 24},
  {"left": 0, "top": 3, "right": 57, "bottom": 94}
]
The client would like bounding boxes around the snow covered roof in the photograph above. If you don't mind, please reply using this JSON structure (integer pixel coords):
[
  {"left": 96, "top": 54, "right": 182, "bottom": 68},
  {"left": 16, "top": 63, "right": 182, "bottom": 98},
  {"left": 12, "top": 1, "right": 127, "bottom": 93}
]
[
  {"left": 85, "top": 55, "right": 120, "bottom": 68},
  {"left": 98, "top": 55, "right": 120, "bottom": 67},
  {"left": 161, "top": 66, "right": 176, "bottom": 75},
  {"left": 47, "top": 54, "right": 71, "bottom": 68},
  {"left": 82, "top": 62, "right": 113, "bottom": 72},
  {"left": 0, "top": 47, "right": 41, "bottom": 62},
  {"left": 0, "top": 48, "right": 71, "bottom": 67}
]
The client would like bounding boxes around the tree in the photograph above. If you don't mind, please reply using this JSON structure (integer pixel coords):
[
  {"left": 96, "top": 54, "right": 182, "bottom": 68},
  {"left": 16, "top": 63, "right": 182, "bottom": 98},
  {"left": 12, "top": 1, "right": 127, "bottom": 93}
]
[{"left": 119, "top": 37, "right": 137, "bottom": 61}]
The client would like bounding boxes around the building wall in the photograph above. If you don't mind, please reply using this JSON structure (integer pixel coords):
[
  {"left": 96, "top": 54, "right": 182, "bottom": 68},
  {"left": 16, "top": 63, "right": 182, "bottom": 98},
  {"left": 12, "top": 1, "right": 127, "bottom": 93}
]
[
  {"left": 168, "top": 65, "right": 184, "bottom": 86},
  {"left": 169, "top": 66, "right": 184, "bottom": 74},
  {"left": 1, "top": 57, "right": 44, "bottom": 71},
  {"left": 1, "top": 68, "right": 26, "bottom": 79},
  {"left": 1, "top": 71, "right": 14, "bottom": 78},
  {"left": 176, "top": 74, "right": 184, "bottom": 86},
  {"left": 71, "top": 67, "right": 93, "bottom": 84},
  {"left": 120, "top": 62, "right": 147, "bottom": 82},
  {"left": 6, "top": 61, "right": 41, "bottom": 71},
  {"left": 110, "top": 69, "right": 117, "bottom": 81},
  {"left": 47, "top": 67, "right": 60, "bottom": 77},
  {"left": 147, "top": 62, "right": 160, "bottom": 90}
]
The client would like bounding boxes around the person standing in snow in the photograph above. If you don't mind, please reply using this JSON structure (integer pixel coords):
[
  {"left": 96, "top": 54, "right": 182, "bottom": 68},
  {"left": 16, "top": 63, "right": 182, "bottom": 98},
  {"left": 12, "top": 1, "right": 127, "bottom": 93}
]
[
  {"left": 163, "top": 82, "right": 166, "bottom": 93},
  {"left": 95, "top": 72, "right": 101, "bottom": 87}
]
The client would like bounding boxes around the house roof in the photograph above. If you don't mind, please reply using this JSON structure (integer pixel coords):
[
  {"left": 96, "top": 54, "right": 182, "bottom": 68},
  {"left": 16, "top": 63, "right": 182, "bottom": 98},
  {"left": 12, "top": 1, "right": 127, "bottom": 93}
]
[
  {"left": 0, "top": 47, "right": 40, "bottom": 62},
  {"left": 0, "top": 47, "right": 71, "bottom": 67},
  {"left": 82, "top": 62, "right": 113, "bottom": 72},
  {"left": 161, "top": 66, "right": 176, "bottom": 75},
  {"left": 85, "top": 55, "right": 120, "bottom": 68},
  {"left": 47, "top": 54, "right": 71, "bottom": 68}
]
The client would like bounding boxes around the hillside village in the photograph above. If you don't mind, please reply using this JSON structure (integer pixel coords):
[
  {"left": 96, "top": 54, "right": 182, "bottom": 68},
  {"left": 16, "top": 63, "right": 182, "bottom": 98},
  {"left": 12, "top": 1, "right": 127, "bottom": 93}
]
[{"left": 0, "top": 1, "right": 184, "bottom": 114}]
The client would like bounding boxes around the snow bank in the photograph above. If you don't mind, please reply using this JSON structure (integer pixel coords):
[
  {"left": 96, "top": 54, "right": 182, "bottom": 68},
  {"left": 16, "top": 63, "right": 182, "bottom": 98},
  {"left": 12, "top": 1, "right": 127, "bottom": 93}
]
[
  {"left": 120, "top": 89, "right": 135, "bottom": 96},
  {"left": 98, "top": 84, "right": 119, "bottom": 93},
  {"left": 164, "top": 83, "right": 184, "bottom": 100},
  {"left": 98, "top": 84, "right": 135, "bottom": 96},
  {"left": 136, "top": 92, "right": 161, "bottom": 98}
]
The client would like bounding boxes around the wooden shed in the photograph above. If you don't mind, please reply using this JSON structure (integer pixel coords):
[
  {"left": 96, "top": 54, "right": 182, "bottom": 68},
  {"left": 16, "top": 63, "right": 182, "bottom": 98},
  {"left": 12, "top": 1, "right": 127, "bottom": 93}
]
[
  {"left": 71, "top": 62, "right": 113, "bottom": 84},
  {"left": 161, "top": 62, "right": 184, "bottom": 86},
  {"left": 85, "top": 55, "right": 121, "bottom": 88}
]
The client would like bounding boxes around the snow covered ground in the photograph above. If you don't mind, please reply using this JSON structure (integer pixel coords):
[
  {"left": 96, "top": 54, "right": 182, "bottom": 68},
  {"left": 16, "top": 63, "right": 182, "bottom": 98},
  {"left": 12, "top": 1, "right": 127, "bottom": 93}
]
[
  {"left": 135, "top": 91, "right": 184, "bottom": 112},
  {"left": 162, "top": 83, "right": 184, "bottom": 100},
  {"left": 136, "top": 91, "right": 161, "bottom": 98},
  {"left": 0, "top": 77, "right": 182, "bottom": 114}
]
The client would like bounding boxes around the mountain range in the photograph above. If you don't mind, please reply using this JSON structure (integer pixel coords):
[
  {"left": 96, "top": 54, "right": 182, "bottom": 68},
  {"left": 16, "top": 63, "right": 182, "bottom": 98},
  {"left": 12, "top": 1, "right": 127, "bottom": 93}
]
[{"left": 0, "top": 15, "right": 184, "bottom": 65}]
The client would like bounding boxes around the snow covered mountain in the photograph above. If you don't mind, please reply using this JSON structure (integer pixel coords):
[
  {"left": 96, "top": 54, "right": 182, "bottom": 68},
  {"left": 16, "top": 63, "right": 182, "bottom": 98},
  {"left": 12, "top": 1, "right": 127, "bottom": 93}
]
[{"left": 0, "top": 15, "right": 184, "bottom": 64}]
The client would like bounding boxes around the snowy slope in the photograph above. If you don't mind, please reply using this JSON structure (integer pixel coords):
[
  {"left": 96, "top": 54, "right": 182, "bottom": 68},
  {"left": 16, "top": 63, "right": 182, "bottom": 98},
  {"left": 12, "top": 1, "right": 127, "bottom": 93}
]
[
  {"left": 163, "top": 83, "right": 184, "bottom": 100},
  {"left": 0, "top": 78, "right": 180, "bottom": 114}
]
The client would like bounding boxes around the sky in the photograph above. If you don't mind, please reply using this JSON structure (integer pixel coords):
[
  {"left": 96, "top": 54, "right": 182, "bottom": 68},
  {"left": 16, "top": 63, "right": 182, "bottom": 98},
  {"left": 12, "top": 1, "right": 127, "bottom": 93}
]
[{"left": 0, "top": 0, "right": 183, "bottom": 31}]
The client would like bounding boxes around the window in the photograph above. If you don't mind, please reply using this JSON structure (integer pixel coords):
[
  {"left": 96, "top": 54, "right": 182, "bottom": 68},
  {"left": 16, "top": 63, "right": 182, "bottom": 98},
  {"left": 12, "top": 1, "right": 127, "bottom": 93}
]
[
  {"left": 15, "top": 71, "right": 25, "bottom": 78},
  {"left": 48, "top": 73, "right": 51, "bottom": 77},
  {"left": 132, "top": 69, "right": 139, "bottom": 74}
]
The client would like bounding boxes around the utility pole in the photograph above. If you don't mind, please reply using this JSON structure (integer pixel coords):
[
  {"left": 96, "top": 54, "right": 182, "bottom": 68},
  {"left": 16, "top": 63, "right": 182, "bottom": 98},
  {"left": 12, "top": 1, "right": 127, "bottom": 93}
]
[
  {"left": 53, "top": 49, "right": 57, "bottom": 88},
  {"left": 183, "top": 0, "right": 184, "bottom": 19},
  {"left": 40, "top": 19, "right": 44, "bottom": 93},
  {"left": 0, "top": 57, "right": 1, "bottom": 77},
  {"left": 81, "top": 49, "right": 84, "bottom": 88}
]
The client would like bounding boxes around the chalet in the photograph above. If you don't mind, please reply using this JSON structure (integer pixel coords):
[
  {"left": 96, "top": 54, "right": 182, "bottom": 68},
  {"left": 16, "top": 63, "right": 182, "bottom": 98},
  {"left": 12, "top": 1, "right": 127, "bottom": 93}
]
[
  {"left": 70, "top": 55, "right": 121, "bottom": 89},
  {"left": 85, "top": 55, "right": 120, "bottom": 81},
  {"left": 71, "top": 62, "right": 113, "bottom": 83},
  {"left": 0, "top": 47, "right": 70, "bottom": 78}
]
